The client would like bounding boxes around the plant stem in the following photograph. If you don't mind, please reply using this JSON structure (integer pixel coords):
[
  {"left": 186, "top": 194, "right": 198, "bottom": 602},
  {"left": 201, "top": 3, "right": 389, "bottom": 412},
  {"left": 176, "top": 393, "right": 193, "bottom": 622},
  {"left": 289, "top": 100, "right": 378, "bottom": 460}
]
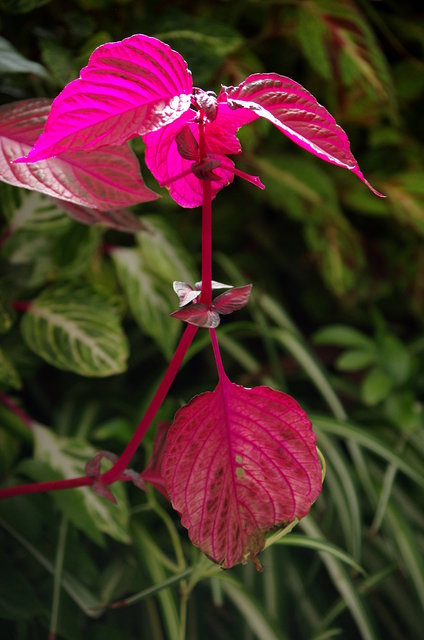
[
  {"left": 210, "top": 328, "right": 226, "bottom": 381},
  {"left": 198, "top": 120, "right": 213, "bottom": 306},
  {"left": 101, "top": 323, "right": 198, "bottom": 483},
  {"left": 0, "top": 392, "right": 33, "bottom": 429}
]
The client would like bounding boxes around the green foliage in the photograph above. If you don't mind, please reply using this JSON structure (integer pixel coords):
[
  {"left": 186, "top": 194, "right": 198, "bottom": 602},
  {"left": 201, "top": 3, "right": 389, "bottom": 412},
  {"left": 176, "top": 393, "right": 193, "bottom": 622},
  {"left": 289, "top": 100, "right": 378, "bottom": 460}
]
[{"left": 0, "top": 1, "right": 424, "bottom": 639}]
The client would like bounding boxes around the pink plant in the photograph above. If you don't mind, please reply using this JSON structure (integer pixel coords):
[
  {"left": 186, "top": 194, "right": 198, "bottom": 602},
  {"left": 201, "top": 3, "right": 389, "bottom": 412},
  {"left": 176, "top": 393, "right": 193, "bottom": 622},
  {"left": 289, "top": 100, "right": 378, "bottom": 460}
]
[{"left": 0, "top": 33, "right": 383, "bottom": 568}]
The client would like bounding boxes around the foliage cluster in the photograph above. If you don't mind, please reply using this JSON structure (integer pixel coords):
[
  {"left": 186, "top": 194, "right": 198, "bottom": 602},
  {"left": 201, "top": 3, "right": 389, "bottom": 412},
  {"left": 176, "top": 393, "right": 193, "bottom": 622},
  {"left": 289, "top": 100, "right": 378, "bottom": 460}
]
[{"left": 0, "top": 1, "right": 424, "bottom": 639}]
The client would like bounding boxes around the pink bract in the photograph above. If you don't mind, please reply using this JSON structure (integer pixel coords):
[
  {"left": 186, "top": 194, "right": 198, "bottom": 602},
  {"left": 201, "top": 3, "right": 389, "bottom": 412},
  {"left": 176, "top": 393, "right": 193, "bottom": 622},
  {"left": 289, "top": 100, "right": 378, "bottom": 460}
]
[{"left": 161, "top": 379, "right": 322, "bottom": 568}]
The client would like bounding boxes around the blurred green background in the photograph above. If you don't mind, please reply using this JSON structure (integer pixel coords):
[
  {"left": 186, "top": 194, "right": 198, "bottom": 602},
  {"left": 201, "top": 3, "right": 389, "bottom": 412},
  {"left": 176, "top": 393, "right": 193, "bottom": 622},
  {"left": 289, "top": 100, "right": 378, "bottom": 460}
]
[{"left": 1, "top": 1, "right": 424, "bottom": 639}]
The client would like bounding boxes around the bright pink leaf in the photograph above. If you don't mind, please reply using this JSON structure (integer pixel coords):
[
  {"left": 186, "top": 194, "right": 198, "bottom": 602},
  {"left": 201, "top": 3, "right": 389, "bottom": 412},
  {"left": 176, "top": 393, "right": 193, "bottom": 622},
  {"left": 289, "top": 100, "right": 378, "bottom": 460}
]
[
  {"left": 0, "top": 99, "right": 158, "bottom": 214},
  {"left": 162, "top": 380, "right": 322, "bottom": 568},
  {"left": 17, "top": 35, "right": 193, "bottom": 163},
  {"left": 212, "top": 284, "right": 252, "bottom": 315},
  {"left": 171, "top": 304, "right": 220, "bottom": 329},
  {"left": 223, "top": 73, "right": 384, "bottom": 196},
  {"left": 143, "top": 110, "right": 237, "bottom": 208}
]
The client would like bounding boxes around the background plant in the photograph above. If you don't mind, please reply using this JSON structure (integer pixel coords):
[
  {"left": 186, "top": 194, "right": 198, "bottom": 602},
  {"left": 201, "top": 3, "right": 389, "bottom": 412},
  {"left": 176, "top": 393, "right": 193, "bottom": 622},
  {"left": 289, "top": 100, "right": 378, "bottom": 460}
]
[{"left": 0, "top": 1, "right": 424, "bottom": 639}]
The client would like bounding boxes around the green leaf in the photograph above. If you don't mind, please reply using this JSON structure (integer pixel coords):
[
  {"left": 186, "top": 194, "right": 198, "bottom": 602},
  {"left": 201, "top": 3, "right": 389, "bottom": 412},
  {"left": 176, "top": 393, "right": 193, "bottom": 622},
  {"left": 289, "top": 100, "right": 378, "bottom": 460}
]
[
  {"left": 0, "top": 0, "right": 52, "bottom": 12},
  {"left": 40, "top": 39, "right": 78, "bottom": 86},
  {"left": 303, "top": 205, "right": 365, "bottom": 297},
  {"left": 136, "top": 216, "right": 195, "bottom": 285},
  {"left": 112, "top": 247, "right": 180, "bottom": 360},
  {"left": 0, "top": 298, "right": 15, "bottom": 334},
  {"left": 297, "top": 0, "right": 394, "bottom": 106},
  {"left": 0, "top": 346, "right": 21, "bottom": 389},
  {"left": 154, "top": 21, "right": 242, "bottom": 85},
  {"left": 7, "top": 192, "right": 72, "bottom": 234},
  {"left": 314, "top": 325, "right": 374, "bottom": 349},
  {"left": 0, "top": 516, "right": 104, "bottom": 617},
  {"left": 113, "top": 217, "right": 194, "bottom": 359},
  {"left": 317, "top": 433, "right": 362, "bottom": 560},
  {"left": 382, "top": 172, "right": 424, "bottom": 236},
  {"left": 21, "top": 284, "right": 129, "bottom": 377},
  {"left": 386, "top": 504, "right": 424, "bottom": 610},
  {"left": 0, "top": 36, "right": 49, "bottom": 77},
  {"left": 301, "top": 517, "right": 377, "bottom": 640},
  {"left": 275, "top": 534, "right": 365, "bottom": 575},
  {"left": 312, "top": 415, "right": 424, "bottom": 488},
  {"left": 336, "top": 349, "right": 376, "bottom": 371},
  {"left": 378, "top": 334, "right": 411, "bottom": 384},
  {"left": 272, "top": 328, "right": 347, "bottom": 420},
  {"left": 218, "top": 577, "right": 284, "bottom": 640},
  {"left": 361, "top": 367, "right": 393, "bottom": 405},
  {"left": 0, "top": 558, "right": 43, "bottom": 619},
  {"left": 296, "top": 5, "right": 332, "bottom": 80},
  {"left": 133, "top": 523, "right": 180, "bottom": 640},
  {"left": 28, "top": 423, "right": 131, "bottom": 545}
]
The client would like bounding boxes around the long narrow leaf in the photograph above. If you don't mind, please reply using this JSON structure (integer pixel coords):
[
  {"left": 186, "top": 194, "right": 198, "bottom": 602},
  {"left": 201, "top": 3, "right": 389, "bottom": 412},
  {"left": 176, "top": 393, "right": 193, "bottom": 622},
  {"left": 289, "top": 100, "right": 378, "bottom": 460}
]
[
  {"left": 312, "top": 416, "right": 424, "bottom": 488},
  {"left": 301, "top": 517, "right": 377, "bottom": 640},
  {"left": 275, "top": 534, "right": 365, "bottom": 574},
  {"left": 218, "top": 577, "right": 284, "bottom": 640}
]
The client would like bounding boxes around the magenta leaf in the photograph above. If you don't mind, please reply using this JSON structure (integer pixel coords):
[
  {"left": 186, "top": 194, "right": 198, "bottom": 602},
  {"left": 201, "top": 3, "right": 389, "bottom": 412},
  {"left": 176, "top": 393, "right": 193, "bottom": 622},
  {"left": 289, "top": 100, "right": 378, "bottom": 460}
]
[
  {"left": 175, "top": 125, "right": 199, "bottom": 160},
  {"left": 223, "top": 73, "right": 384, "bottom": 196},
  {"left": 0, "top": 99, "right": 159, "bottom": 215},
  {"left": 191, "top": 157, "right": 221, "bottom": 181},
  {"left": 162, "top": 380, "right": 322, "bottom": 568},
  {"left": 212, "top": 284, "right": 252, "bottom": 315},
  {"left": 171, "top": 304, "right": 220, "bottom": 329},
  {"left": 17, "top": 35, "right": 193, "bottom": 163},
  {"left": 143, "top": 110, "right": 236, "bottom": 208}
]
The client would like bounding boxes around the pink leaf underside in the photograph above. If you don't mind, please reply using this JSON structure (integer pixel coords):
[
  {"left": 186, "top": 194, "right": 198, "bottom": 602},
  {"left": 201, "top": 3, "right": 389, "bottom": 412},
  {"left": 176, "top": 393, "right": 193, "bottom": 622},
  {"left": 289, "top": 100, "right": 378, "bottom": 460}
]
[
  {"left": 162, "top": 380, "right": 322, "bottom": 568},
  {"left": 171, "top": 304, "right": 220, "bottom": 329},
  {"left": 0, "top": 99, "right": 158, "bottom": 214},
  {"left": 173, "top": 281, "right": 201, "bottom": 307},
  {"left": 51, "top": 199, "right": 143, "bottom": 232},
  {"left": 143, "top": 103, "right": 255, "bottom": 208},
  {"left": 17, "top": 35, "right": 193, "bottom": 163},
  {"left": 212, "top": 284, "right": 252, "bottom": 315},
  {"left": 223, "top": 73, "right": 384, "bottom": 197},
  {"left": 171, "top": 284, "right": 252, "bottom": 327}
]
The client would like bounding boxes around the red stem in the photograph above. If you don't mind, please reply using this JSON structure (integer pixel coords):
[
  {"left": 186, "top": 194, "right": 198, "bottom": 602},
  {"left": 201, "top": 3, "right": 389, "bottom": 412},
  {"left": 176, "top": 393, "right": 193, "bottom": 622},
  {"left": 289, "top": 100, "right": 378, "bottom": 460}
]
[
  {"left": 101, "top": 323, "right": 198, "bottom": 483},
  {"left": 0, "top": 392, "right": 33, "bottom": 429},
  {"left": 198, "top": 120, "right": 213, "bottom": 306},
  {"left": 210, "top": 328, "right": 227, "bottom": 381},
  {"left": 12, "top": 300, "right": 32, "bottom": 312},
  {"left": 0, "top": 323, "right": 198, "bottom": 500}
]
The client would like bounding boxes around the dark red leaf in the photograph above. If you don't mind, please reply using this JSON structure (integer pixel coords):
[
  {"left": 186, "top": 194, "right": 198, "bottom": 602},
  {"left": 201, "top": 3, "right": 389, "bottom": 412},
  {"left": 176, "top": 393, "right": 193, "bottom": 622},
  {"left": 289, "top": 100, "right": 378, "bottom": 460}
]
[
  {"left": 212, "top": 284, "right": 252, "bottom": 315},
  {"left": 171, "top": 304, "right": 220, "bottom": 329},
  {"left": 162, "top": 379, "right": 322, "bottom": 568}
]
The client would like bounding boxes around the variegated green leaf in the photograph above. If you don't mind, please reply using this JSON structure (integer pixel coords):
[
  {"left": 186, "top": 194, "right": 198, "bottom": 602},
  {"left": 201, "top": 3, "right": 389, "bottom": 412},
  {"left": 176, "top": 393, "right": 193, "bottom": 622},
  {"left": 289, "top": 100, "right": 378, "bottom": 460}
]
[
  {"left": 113, "top": 216, "right": 195, "bottom": 359},
  {"left": 21, "top": 284, "right": 128, "bottom": 376},
  {"left": 0, "top": 346, "right": 21, "bottom": 389},
  {"left": 112, "top": 247, "right": 180, "bottom": 360},
  {"left": 29, "top": 423, "right": 131, "bottom": 545}
]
